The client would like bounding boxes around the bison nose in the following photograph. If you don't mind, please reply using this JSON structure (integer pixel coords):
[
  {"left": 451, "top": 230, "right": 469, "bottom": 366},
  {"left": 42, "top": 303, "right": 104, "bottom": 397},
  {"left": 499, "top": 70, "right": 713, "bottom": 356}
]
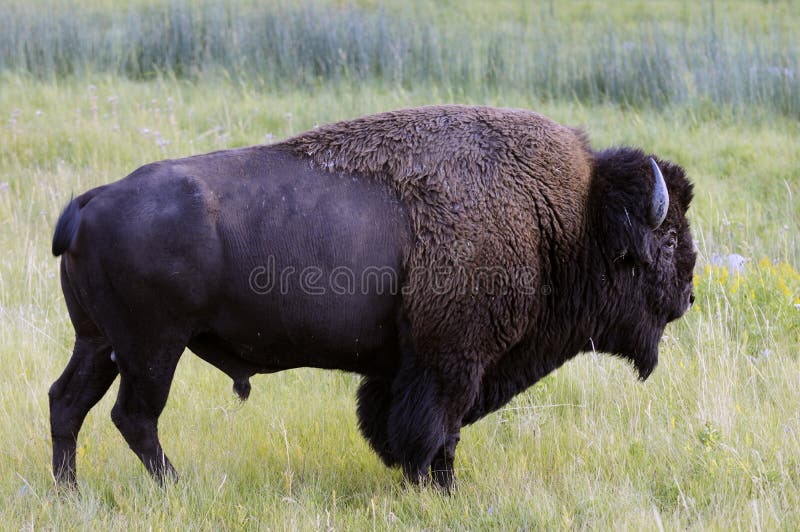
[{"left": 689, "top": 292, "right": 695, "bottom": 306}]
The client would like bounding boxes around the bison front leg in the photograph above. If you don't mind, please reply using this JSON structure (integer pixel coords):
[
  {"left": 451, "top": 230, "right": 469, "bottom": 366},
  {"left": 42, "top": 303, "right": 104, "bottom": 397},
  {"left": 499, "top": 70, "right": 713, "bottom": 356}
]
[
  {"left": 356, "top": 375, "right": 398, "bottom": 467},
  {"left": 430, "top": 431, "right": 460, "bottom": 490},
  {"left": 49, "top": 336, "right": 118, "bottom": 486},
  {"left": 110, "top": 339, "right": 185, "bottom": 483},
  {"left": 387, "top": 360, "right": 479, "bottom": 489}
]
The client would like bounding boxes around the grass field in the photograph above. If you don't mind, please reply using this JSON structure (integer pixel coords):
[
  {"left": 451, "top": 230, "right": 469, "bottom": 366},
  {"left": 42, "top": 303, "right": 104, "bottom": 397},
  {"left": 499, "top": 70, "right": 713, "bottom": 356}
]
[{"left": 1, "top": 1, "right": 799, "bottom": 529}]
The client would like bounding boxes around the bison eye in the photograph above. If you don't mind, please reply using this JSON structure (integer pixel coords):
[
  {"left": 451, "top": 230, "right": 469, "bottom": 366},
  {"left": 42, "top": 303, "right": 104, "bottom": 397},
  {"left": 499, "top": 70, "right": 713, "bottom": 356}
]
[{"left": 665, "top": 229, "right": 678, "bottom": 249}]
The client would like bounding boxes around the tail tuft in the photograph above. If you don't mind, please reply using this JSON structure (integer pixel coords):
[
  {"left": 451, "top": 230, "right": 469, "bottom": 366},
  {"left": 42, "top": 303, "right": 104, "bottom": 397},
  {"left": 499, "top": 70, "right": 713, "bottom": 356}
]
[{"left": 52, "top": 198, "right": 81, "bottom": 256}]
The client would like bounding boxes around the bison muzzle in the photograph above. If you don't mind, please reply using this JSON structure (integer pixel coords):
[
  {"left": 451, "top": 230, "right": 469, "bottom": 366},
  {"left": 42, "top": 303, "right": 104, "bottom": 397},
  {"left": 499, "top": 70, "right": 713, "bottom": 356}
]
[{"left": 49, "top": 105, "right": 696, "bottom": 490}]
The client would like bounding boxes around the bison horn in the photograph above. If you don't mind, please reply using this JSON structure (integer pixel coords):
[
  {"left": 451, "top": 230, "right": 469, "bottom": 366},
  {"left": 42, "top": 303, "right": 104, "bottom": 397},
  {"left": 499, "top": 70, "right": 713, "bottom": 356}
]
[{"left": 648, "top": 157, "right": 669, "bottom": 229}]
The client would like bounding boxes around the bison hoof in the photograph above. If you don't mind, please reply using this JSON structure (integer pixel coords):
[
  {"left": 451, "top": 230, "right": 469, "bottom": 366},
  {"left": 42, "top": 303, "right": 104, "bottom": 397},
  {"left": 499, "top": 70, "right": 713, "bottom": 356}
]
[
  {"left": 53, "top": 477, "right": 79, "bottom": 493},
  {"left": 431, "top": 467, "right": 455, "bottom": 492}
]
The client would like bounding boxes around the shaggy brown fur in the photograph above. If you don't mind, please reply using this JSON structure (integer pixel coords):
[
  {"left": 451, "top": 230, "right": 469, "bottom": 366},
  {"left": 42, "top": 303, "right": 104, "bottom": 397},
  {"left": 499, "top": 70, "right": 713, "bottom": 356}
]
[{"left": 286, "top": 105, "right": 592, "bottom": 364}]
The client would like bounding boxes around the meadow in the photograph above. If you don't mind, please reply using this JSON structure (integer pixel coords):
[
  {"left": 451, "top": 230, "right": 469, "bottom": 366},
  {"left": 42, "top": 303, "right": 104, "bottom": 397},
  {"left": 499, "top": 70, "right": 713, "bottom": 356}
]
[{"left": 1, "top": 1, "right": 799, "bottom": 529}]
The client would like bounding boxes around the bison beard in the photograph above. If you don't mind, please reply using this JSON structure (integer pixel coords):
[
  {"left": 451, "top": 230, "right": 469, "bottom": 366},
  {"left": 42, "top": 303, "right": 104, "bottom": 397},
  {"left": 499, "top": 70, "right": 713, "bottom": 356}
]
[{"left": 49, "top": 105, "right": 696, "bottom": 490}]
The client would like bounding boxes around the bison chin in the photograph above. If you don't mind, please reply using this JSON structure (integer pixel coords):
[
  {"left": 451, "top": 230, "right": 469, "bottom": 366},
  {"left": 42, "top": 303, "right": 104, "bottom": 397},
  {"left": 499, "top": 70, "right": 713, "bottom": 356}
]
[
  {"left": 590, "top": 320, "right": 664, "bottom": 381},
  {"left": 630, "top": 345, "right": 659, "bottom": 381}
]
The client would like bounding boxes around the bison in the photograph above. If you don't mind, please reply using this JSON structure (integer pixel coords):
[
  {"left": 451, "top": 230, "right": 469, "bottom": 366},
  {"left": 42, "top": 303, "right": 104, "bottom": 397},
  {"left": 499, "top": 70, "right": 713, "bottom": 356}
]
[{"left": 49, "top": 105, "right": 696, "bottom": 489}]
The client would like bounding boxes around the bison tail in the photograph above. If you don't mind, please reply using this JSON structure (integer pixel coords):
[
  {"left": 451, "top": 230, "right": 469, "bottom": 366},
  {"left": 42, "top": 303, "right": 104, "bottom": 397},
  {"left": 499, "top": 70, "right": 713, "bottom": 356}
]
[{"left": 52, "top": 197, "right": 81, "bottom": 257}]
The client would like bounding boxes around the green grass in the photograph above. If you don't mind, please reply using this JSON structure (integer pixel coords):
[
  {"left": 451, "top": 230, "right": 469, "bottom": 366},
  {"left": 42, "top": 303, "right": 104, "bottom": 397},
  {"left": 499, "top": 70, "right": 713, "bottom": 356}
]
[
  {"left": 1, "top": 75, "right": 798, "bottom": 529},
  {"left": 1, "top": 0, "right": 800, "bottom": 528},
  {"left": 0, "top": 1, "right": 797, "bottom": 116}
]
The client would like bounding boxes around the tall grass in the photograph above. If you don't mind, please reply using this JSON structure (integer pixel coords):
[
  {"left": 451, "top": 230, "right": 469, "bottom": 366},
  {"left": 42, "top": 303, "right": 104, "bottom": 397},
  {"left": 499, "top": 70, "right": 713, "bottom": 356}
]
[
  {"left": 1, "top": 78, "right": 799, "bottom": 528},
  {"left": 0, "top": 1, "right": 797, "bottom": 116}
]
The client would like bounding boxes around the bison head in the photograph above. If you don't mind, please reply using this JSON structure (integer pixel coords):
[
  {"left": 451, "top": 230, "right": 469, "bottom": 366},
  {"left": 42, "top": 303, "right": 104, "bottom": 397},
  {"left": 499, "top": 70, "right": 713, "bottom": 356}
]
[{"left": 587, "top": 148, "right": 696, "bottom": 379}]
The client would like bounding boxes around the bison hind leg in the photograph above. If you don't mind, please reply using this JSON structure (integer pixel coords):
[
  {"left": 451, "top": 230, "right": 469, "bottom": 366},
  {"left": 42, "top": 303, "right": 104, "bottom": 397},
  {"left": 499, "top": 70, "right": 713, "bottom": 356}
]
[
  {"left": 50, "top": 335, "right": 119, "bottom": 486},
  {"left": 356, "top": 375, "right": 398, "bottom": 467},
  {"left": 109, "top": 329, "right": 191, "bottom": 484}
]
